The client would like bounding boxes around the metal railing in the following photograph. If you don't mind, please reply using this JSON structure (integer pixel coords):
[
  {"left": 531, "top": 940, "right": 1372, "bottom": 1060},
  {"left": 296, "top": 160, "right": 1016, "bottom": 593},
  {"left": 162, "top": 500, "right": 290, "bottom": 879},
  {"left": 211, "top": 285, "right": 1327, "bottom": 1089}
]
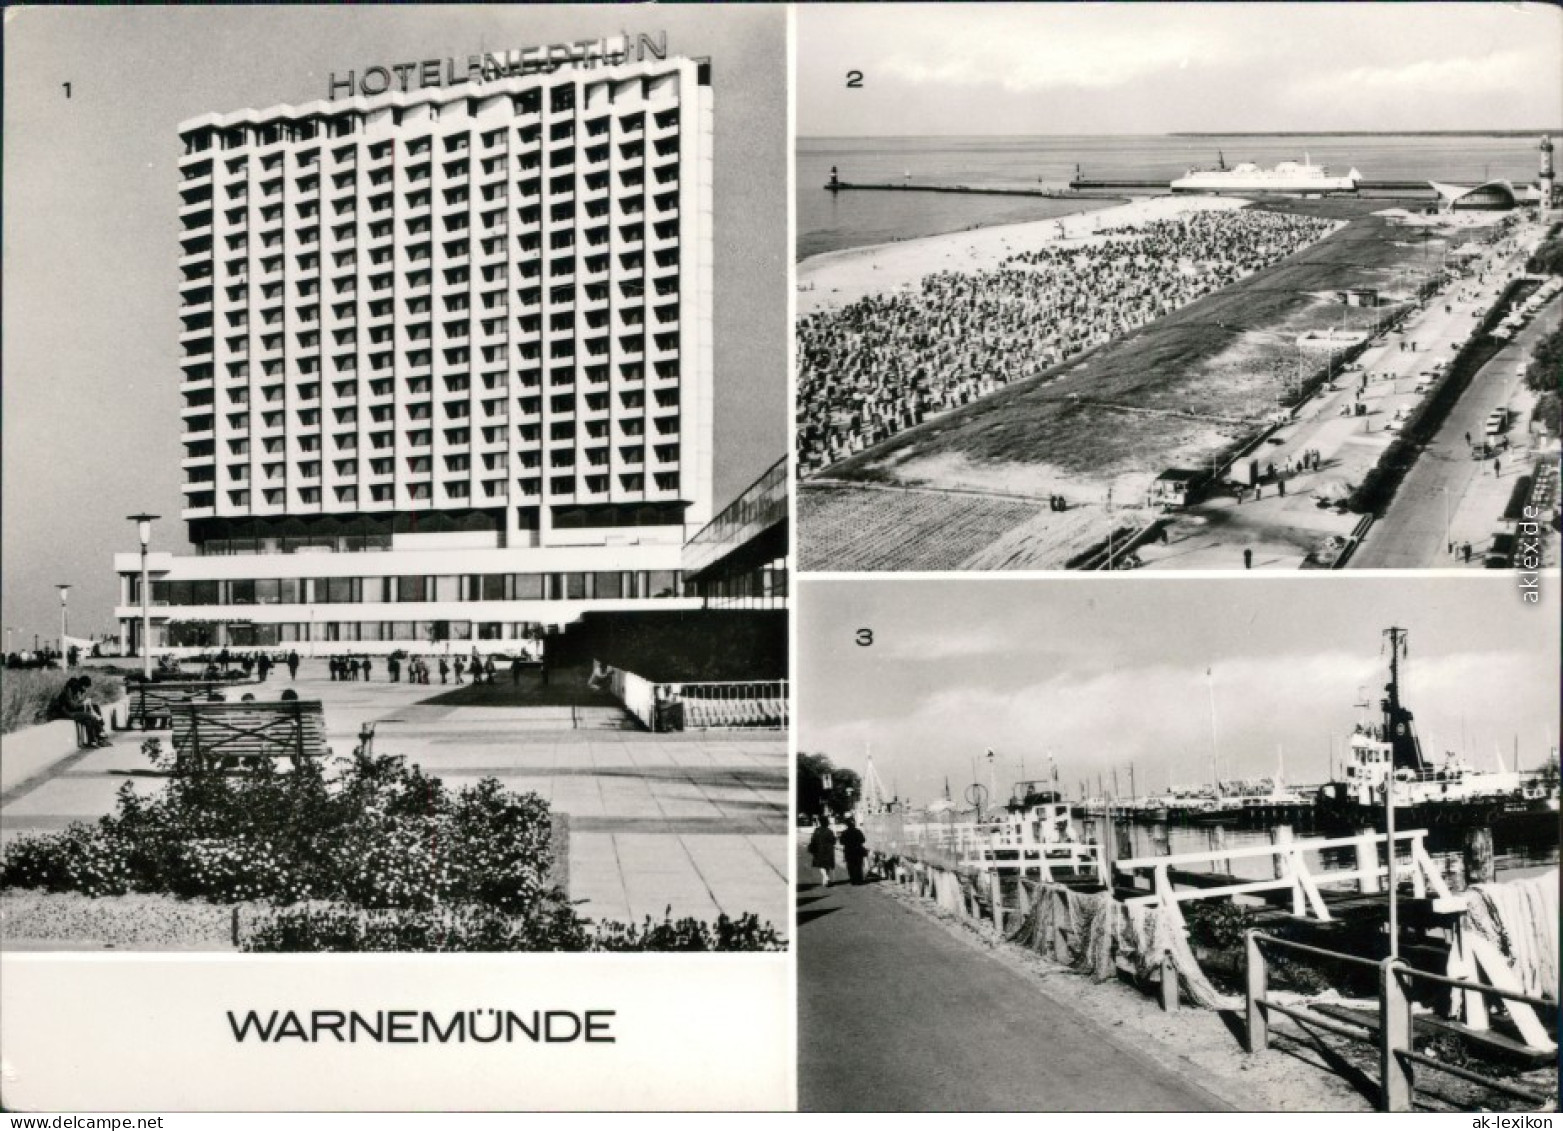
[
  {"left": 603, "top": 665, "right": 787, "bottom": 732},
  {"left": 1245, "top": 930, "right": 1555, "bottom": 1112}
]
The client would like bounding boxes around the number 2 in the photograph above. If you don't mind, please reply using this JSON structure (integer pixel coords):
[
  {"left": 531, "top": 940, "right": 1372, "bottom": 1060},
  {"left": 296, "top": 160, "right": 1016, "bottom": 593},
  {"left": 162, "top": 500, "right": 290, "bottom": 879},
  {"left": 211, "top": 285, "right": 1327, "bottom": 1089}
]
[{"left": 846, "top": 71, "right": 863, "bottom": 89}]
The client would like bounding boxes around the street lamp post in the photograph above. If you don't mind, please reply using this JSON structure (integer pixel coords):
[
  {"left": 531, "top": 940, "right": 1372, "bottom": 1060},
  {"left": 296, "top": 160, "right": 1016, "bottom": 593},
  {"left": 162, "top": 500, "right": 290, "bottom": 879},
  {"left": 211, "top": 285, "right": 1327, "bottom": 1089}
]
[
  {"left": 127, "top": 514, "right": 159, "bottom": 680},
  {"left": 55, "top": 585, "right": 71, "bottom": 668}
]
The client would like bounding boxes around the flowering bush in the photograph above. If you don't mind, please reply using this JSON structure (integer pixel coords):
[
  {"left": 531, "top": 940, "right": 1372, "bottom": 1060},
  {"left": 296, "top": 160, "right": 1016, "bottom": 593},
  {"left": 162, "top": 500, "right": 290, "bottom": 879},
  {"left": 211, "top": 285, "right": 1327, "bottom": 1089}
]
[
  {"left": 240, "top": 902, "right": 785, "bottom": 953},
  {"left": 1, "top": 751, "right": 787, "bottom": 952},
  {"left": 0, "top": 752, "right": 553, "bottom": 913}
]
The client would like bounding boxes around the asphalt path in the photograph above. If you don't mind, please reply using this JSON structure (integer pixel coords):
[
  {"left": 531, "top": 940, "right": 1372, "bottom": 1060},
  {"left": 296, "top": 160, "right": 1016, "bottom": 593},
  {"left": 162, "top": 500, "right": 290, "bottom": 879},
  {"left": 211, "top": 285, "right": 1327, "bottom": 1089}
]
[
  {"left": 1351, "top": 289, "right": 1561, "bottom": 568},
  {"left": 797, "top": 863, "right": 1233, "bottom": 1112}
]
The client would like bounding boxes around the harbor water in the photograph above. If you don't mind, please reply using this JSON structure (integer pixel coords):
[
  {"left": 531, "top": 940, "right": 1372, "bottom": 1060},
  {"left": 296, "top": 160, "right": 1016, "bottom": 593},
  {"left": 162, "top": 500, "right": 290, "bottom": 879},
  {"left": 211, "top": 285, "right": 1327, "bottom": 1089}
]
[{"left": 798, "top": 133, "right": 1546, "bottom": 259}]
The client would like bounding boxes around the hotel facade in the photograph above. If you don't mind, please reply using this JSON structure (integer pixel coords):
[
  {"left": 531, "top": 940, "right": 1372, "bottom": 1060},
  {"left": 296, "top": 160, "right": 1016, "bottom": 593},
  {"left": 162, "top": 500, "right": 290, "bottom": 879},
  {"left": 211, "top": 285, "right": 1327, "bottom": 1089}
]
[{"left": 115, "top": 36, "right": 721, "bottom": 654}]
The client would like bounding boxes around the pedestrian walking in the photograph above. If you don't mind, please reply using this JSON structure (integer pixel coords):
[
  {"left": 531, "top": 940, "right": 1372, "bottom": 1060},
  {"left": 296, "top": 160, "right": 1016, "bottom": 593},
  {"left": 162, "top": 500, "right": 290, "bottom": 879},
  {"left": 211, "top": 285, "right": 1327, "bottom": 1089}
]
[
  {"left": 439, "top": 657, "right": 449, "bottom": 684},
  {"left": 453, "top": 656, "right": 465, "bottom": 684},
  {"left": 1243, "top": 548, "right": 1253, "bottom": 570},
  {"left": 257, "top": 654, "right": 271, "bottom": 682},
  {"left": 1493, "top": 457, "right": 1501, "bottom": 478},
  {"left": 840, "top": 816, "right": 869, "bottom": 885},
  {"left": 511, "top": 656, "right": 524, "bottom": 686},
  {"left": 484, "top": 657, "right": 498, "bottom": 684},
  {"left": 363, "top": 656, "right": 373, "bottom": 682},
  {"left": 286, "top": 650, "right": 299, "bottom": 680},
  {"left": 808, "top": 815, "right": 838, "bottom": 889}
]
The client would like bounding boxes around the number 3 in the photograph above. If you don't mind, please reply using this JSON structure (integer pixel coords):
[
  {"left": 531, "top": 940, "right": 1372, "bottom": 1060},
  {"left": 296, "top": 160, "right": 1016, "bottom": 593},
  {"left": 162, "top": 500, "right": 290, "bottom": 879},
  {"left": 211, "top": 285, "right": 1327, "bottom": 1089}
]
[{"left": 855, "top": 629, "right": 873, "bottom": 647}]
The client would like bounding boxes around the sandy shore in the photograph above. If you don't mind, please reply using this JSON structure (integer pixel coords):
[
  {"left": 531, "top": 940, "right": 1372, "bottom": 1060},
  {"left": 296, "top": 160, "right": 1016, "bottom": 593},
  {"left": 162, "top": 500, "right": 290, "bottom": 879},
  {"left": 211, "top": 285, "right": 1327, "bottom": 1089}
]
[{"left": 796, "top": 195, "right": 1253, "bottom": 317}]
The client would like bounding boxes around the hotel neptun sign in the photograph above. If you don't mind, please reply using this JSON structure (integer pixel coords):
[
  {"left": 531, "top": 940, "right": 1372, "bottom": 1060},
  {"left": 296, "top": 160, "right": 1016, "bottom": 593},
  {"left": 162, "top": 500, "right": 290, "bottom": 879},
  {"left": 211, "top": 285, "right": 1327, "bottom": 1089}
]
[{"left": 327, "top": 32, "right": 670, "bottom": 100}]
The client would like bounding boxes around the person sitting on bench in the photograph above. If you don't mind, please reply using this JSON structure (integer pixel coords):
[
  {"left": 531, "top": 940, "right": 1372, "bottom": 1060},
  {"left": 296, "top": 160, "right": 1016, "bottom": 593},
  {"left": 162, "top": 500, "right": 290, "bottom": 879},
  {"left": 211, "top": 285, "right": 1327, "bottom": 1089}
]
[{"left": 49, "top": 676, "right": 110, "bottom": 747}]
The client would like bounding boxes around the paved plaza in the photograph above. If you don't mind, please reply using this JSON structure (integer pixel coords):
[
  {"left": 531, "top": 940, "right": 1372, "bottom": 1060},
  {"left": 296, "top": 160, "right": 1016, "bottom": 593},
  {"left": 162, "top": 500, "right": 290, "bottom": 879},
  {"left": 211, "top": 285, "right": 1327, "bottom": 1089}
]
[{"left": 0, "top": 661, "right": 789, "bottom": 933}]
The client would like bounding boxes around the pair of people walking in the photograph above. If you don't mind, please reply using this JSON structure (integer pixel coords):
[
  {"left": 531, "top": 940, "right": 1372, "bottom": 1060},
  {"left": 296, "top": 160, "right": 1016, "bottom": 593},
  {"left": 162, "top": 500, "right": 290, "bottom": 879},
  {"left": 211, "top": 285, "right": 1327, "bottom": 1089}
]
[{"left": 807, "top": 814, "right": 868, "bottom": 888}]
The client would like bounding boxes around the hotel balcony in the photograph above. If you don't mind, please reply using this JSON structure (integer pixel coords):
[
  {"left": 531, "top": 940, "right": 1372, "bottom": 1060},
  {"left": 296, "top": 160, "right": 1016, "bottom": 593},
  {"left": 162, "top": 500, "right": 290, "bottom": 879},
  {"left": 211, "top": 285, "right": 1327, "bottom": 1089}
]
[{"left": 178, "top": 196, "right": 215, "bottom": 220}]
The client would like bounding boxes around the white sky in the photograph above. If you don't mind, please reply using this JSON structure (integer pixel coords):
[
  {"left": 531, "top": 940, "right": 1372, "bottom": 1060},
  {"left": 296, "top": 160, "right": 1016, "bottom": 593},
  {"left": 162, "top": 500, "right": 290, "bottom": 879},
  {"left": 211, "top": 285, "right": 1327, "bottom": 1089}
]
[
  {"left": 798, "top": 3, "right": 1563, "bottom": 136},
  {"left": 799, "top": 577, "right": 1561, "bottom": 799}
]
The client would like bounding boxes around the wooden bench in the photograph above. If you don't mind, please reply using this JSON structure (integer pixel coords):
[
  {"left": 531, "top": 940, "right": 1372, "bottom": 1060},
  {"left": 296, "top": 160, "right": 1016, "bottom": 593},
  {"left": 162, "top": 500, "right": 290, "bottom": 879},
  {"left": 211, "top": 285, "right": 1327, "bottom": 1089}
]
[
  {"left": 118, "top": 680, "right": 244, "bottom": 731},
  {"left": 170, "top": 700, "right": 330, "bottom": 773}
]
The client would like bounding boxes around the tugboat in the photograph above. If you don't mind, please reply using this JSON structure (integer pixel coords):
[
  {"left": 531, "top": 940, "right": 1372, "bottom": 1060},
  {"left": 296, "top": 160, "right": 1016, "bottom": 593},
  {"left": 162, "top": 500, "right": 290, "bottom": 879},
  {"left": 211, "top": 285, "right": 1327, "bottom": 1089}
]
[{"left": 1315, "top": 627, "right": 1558, "bottom": 829}]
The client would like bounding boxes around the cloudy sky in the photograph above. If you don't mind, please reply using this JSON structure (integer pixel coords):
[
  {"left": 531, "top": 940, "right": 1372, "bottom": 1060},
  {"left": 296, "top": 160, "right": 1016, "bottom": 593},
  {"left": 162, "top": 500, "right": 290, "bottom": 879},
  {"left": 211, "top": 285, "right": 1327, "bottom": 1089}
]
[
  {"left": 2, "top": 5, "right": 785, "bottom": 642},
  {"left": 798, "top": 3, "right": 1563, "bottom": 136},
  {"left": 800, "top": 577, "right": 1560, "bottom": 801}
]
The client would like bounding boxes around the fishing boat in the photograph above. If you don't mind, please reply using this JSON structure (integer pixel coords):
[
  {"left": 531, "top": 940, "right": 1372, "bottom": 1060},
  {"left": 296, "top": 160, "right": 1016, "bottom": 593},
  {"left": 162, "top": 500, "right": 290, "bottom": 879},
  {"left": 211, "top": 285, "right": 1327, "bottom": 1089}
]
[{"left": 961, "top": 781, "right": 1103, "bottom": 881}]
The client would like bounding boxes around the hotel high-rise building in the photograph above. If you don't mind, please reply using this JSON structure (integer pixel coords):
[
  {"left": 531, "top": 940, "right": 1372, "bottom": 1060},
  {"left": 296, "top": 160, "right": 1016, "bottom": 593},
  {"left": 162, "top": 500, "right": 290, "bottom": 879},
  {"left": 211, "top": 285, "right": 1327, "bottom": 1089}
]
[{"left": 116, "top": 36, "right": 720, "bottom": 654}]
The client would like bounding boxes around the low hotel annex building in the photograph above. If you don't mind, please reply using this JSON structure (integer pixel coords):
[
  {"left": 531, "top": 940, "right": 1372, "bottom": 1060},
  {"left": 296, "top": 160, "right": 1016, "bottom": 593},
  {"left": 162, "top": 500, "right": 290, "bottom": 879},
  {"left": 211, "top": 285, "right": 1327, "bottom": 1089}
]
[{"left": 115, "top": 35, "right": 722, "bottom": 654}]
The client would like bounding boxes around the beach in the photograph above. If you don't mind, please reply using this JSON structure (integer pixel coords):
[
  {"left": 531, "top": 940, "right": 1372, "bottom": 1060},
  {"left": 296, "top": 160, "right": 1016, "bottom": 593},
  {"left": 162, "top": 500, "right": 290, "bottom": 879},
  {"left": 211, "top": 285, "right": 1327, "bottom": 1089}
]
[{"left": 796, "top": 195, "right": 1252, "bottom": 316}]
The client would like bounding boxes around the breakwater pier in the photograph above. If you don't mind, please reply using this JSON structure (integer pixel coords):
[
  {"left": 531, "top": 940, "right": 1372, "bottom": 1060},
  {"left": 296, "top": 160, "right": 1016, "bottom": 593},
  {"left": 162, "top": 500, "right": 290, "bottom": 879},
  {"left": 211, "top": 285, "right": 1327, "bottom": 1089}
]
[{"left": 824, "top": 178, "right": 1081, "bottom": 201}]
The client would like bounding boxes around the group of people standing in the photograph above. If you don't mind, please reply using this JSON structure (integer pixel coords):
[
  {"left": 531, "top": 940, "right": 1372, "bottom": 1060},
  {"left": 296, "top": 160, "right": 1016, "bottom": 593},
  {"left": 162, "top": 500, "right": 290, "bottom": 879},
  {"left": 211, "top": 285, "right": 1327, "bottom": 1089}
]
[
  {"left": 325, "top": 651, "right": 512, "bottom": 685},
  {"left": 807, "top": 815, "right": 869, "bottom": 888}
]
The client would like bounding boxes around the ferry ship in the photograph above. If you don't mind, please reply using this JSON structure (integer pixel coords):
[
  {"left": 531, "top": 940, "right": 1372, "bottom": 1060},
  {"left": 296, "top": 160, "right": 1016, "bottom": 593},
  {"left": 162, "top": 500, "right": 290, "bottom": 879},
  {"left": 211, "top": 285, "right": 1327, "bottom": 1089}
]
[
  {"left": 1314, "top": 628, "right": 1560, "bottom": 828},
  {"left": 1170, "top": 152, "right": 1361, "bottom": 195}
]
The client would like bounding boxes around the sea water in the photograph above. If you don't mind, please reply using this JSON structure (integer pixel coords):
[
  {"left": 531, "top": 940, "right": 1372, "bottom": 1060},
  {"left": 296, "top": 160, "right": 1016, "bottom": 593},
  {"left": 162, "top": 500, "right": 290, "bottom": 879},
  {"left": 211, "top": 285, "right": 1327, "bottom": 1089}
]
[{"left": 798, "top": 134, "right": 1547, "bottom": 260}]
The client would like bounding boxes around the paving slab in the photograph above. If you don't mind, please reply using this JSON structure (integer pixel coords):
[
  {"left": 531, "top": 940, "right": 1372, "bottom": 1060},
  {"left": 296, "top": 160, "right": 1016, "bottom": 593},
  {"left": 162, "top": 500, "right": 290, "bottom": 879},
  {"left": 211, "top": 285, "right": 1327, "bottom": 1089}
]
[{"left": 1, "top": 659, "right": 788, "bottom": 936}]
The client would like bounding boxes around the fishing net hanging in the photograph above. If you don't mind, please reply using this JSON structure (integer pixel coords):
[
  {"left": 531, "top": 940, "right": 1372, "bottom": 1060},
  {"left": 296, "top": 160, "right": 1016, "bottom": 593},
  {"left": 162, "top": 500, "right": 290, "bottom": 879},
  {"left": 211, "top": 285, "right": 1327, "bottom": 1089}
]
[{"left": 1464, "top": 869, "right": 1559, "bottom": 1003}]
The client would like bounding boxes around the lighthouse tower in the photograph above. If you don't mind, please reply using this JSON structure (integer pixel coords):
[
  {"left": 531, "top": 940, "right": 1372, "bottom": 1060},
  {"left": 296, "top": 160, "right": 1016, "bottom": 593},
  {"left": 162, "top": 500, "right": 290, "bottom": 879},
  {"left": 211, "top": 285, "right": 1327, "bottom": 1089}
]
[{"left": 1540, "top": 136, "right": 1556, "bottom": 212}]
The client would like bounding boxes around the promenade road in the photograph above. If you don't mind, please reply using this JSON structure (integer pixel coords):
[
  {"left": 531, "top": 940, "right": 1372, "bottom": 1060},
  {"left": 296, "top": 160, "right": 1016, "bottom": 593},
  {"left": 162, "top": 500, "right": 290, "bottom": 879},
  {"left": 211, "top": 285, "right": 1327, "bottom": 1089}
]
[
  {"left": 797, "top": 861, "right": 1232, "bottom": 1112},
  {"left": 1139, "top": 219, "right": 1540, "bottom": 571},
  {"left": 1351, "top": 289, "right": 1561, "bottom": 569},
  {"left": 1, "top": 661, "right": 788, "bottom": 933}
]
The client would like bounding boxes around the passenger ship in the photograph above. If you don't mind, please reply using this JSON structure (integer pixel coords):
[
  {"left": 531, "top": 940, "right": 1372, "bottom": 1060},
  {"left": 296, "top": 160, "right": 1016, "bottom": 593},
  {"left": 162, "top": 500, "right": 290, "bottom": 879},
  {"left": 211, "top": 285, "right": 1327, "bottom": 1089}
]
[{"left": 1171, "top": 153, "right": 1361, "bottom": 195}]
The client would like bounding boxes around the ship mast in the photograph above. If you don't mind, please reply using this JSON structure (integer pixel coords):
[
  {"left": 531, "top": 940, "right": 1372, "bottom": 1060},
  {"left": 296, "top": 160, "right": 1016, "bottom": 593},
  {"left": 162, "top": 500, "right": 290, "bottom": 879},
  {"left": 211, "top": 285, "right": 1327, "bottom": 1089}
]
[
  {"left": 1206, "top": 665, "right": 1222, "bottom": 796},
  {"left": 1381, "top": 626, "right": 1425, "bottom": 772}
]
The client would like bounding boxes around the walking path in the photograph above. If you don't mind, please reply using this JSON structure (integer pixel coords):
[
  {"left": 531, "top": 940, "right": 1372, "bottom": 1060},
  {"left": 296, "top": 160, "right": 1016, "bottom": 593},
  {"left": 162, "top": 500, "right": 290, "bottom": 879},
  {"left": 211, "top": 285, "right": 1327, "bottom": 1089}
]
[
  {"left": 1, "top": 662, "right": 788, "bottom": 932},
  {"left": 796, "top": 855, "right": 1232, "bottom": 1112},
  {"left": 1351, "top": 290, "right": 1561, "bottom": 569}
]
